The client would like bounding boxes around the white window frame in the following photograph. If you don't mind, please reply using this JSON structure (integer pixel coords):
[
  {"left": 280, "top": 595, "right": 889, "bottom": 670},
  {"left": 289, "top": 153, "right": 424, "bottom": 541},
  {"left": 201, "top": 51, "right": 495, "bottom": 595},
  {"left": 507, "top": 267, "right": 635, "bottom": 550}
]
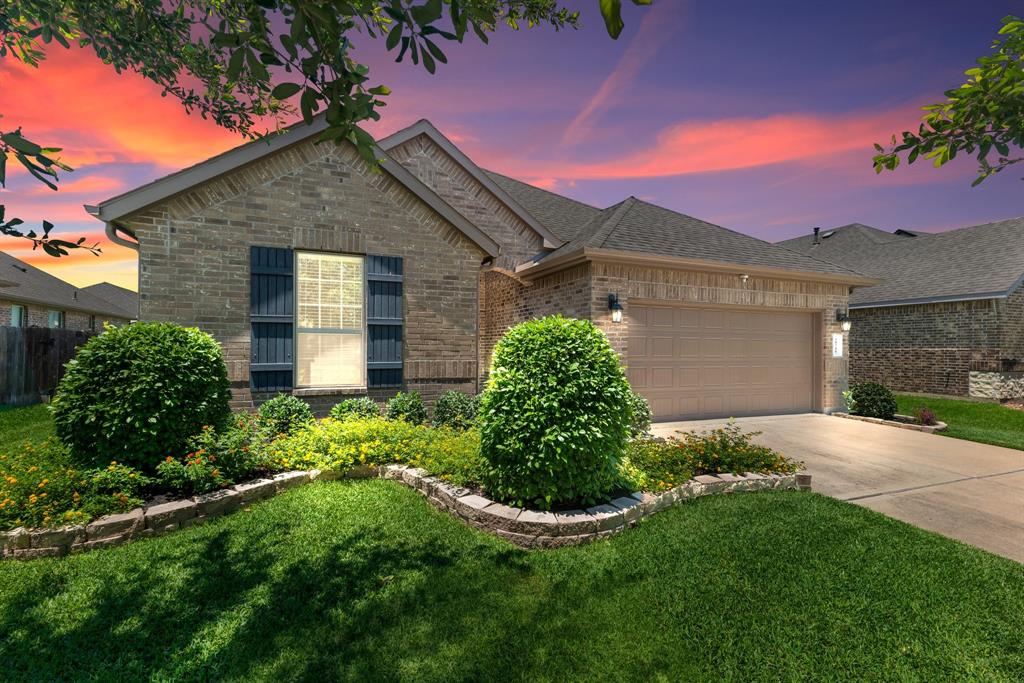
[
  {"left": 293, "top": 251, "right": 367, "bottom": 389},
  {"left": 10, "top": 304, "right": 26, "bottom": 328}
]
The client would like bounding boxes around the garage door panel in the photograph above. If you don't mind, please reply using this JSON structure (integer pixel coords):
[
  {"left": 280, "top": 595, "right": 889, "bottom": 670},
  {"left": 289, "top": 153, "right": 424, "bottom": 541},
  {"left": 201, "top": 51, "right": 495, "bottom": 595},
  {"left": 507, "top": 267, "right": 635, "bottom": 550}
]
[{"left": 630, "top": 304, "right": 815, "bottom": 421}]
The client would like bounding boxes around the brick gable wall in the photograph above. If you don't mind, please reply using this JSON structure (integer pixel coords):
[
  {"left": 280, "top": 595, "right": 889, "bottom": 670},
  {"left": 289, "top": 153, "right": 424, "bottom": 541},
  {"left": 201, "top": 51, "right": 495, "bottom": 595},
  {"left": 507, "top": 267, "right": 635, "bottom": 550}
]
[
  {"left": 118, "top": 136, "right": 487, "bottom": 411},
  {"left": 385, "top": 134, "right": 546, "bottom": 269}
]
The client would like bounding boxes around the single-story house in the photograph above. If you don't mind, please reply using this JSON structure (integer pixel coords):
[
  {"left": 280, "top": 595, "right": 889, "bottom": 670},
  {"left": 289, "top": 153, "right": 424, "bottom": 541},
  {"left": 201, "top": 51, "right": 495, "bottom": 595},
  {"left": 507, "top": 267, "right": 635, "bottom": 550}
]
[
  {"left": 0, "top": 252, "right": 136, "bottom": 331},
  {"left": 779, "top": 219, "right": 1024, "bottom": 400},
  {"left": 85, "top": 118, "right": 875, "bottom": 420}
]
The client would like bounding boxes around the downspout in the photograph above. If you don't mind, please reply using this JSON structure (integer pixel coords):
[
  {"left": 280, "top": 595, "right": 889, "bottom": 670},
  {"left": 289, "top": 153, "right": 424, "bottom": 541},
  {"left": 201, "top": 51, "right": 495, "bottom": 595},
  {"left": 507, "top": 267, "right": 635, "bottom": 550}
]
[{"left": 105, "top": 221, "right": 139, "bottom": 250}]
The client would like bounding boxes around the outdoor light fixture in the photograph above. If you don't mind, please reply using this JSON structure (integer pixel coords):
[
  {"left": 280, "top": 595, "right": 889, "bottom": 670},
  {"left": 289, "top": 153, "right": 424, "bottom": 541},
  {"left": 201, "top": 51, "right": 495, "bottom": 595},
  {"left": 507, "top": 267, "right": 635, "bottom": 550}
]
[
  {"left": 836, "top": 309, "right": 852, "bottom": 332},
  {"left": 608, "top": 293, "right": 623, "bottom": 323}
]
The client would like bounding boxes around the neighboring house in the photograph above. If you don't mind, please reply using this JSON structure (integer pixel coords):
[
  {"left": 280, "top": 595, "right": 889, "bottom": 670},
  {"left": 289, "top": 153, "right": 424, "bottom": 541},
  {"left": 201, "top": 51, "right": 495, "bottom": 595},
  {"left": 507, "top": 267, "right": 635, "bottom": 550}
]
[
  {"left": 0, "top": 252, "right": 136, "bottom": 331},
  {"left": 779, "top": 219, "right": 1024, "bottom": 400},
  {"left": 84, "top": 118, "right": 874, "bottom": 420}
]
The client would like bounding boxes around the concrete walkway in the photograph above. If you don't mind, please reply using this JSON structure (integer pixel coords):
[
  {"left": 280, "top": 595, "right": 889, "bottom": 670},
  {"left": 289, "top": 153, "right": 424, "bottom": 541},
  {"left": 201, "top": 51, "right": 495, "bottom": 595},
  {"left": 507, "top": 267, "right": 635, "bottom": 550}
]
[{"left": 651, "top": 413, "right": 1024, "bottom": 562}]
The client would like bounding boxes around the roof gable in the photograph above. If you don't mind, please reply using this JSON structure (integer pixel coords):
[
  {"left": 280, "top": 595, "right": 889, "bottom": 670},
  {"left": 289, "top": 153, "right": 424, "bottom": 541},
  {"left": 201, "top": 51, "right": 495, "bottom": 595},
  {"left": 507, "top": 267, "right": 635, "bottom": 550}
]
[
  {"left": 0, "top": 252, "right": 134, "bottom": 317},
  {"left": 86, "top": 116, "right": 499, "bottom": 258},
  {"left": 378, "top": 120, "right": 564, "bottom": 249}
]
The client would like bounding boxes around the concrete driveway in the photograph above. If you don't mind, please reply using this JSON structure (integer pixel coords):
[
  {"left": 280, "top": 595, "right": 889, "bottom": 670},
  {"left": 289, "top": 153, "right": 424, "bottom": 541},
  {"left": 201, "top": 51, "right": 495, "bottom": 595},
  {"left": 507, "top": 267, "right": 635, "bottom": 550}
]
[{"left": 651, "top": 414, "right": 1024, "bottom": 562}]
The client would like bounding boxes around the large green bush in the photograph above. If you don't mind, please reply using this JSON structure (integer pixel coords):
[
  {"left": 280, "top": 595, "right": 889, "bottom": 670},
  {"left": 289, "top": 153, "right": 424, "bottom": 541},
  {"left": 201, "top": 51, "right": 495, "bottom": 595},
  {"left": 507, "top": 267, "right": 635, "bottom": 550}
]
[
  {"left": 849, "top": 381, "right": 898, "bottom": 420},
  {"left": 625, "top": 389, "right": 652, "bottom": 438},
  {"left": 478, "top": 316, "right": 632, "bottom": 509},
  {"left": 52, "top": 322, "right": 231, "bottom": 471}
]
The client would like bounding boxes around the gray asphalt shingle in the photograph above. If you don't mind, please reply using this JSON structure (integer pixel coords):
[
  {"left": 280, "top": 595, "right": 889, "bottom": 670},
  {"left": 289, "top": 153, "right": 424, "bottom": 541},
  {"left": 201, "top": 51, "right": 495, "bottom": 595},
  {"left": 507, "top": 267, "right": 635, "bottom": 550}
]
[{"left": 0, "top": 252, "right": 135, "bottom": 318}]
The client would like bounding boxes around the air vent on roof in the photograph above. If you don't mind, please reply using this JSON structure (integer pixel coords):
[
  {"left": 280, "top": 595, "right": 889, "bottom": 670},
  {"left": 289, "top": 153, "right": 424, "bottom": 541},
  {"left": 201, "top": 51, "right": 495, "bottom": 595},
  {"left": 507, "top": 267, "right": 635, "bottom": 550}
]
[{"left": 821, "top": 230, "right": 836, "bottom": 238}]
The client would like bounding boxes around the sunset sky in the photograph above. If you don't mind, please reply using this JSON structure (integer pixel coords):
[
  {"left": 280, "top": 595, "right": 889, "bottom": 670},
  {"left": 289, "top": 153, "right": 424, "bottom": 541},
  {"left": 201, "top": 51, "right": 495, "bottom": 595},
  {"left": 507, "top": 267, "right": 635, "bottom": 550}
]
[{"left": 1, "top": 0, "right": 1020, "bottom": 291}]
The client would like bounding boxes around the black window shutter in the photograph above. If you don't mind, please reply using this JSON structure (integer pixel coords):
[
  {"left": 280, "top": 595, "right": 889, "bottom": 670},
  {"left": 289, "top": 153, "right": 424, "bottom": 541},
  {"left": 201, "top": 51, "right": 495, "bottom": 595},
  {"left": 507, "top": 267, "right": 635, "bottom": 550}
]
[
  {"left": 366, "top": 255, "right": 403, "bottom": 388},
  {"left": 250, "top": 246, "right": 294, "bottom": 393}
]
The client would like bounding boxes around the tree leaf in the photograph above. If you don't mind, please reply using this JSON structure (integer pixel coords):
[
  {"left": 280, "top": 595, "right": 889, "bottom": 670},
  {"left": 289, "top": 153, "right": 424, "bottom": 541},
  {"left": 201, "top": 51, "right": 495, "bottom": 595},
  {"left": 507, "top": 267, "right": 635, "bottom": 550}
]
[
  {"left": 599, "top": 0, "right": 624, "bottom": 39},
  {"left": 270, "top": 82, "right": 302, "bottom": 100}
]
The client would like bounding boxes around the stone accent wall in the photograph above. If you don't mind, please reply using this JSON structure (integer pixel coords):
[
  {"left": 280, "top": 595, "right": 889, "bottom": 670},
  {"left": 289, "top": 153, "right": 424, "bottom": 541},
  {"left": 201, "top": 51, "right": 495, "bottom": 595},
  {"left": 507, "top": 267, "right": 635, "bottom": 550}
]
[
  {"left": 586, "top": 263, "right": 851, "bottom": 412},
  {"left": 0, "top": 299, "right": 126, "bottom": 331},
  {"left": 478, "top": 265, "right": 591, "bottom": 382},
  {"left": 118, "top": 136, "right": 488, "bottom": 410},
  {"left": 386, "top": 134, "right": 546, "bottom": 269},
  {"left": 849, "top": 299, "right": 1002, "bottom": 396}
]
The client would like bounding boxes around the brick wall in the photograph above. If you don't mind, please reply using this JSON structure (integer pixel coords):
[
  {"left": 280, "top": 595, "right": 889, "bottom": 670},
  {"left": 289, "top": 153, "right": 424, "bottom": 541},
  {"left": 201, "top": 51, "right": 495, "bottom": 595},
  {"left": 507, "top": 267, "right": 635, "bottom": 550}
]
[
  {"left": 587, "top": 263, "right": 851, "bottom": 412},
  {"left": 0, "top": 299, "right": 127, "bottom": 331},
  {"left": 998, "top": 286, "right": 1024, "bottom": 362},
  {"left": 118, "top": 137, "right": 488, "bottom": 411},
  {"left": 478, "top": 265, "right": 591, "bottom": 382},
  {"left": 849, "top": 299, "right": 1001, "bottom": 395},
  {"left": 385, "top": 134, "right": 546, "bottom": 269}
]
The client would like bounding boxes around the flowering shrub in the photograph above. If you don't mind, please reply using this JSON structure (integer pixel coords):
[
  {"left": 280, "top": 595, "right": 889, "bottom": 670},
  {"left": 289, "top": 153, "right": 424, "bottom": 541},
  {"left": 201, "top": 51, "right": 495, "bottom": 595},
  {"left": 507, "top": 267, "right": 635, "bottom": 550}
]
[
  {"left": 156, "top": 450, "right": 228, "bottom": 495},
  {"left": 329, "top": 397, "right": 381, "bottom": 421},
  {"left": 622, "top": 422, "right": 801, "bottom": 493},
  {"left": 385, "top": 391, "right": 428, "bottom": 424},
  {"left": 431, "top": 391, "right": 478, "bottom": 431},
  {"left": 188, "top": 413, "right": 268, "bottom": 481},
  {"left": 258, "top": 393, "right": 314, "bottom": 437},
  {"left": 914, "top": 406, "right": 937, "bottom": 426},
  {"left": 0, "top": 439, "right": 149, "bottom": 530}
]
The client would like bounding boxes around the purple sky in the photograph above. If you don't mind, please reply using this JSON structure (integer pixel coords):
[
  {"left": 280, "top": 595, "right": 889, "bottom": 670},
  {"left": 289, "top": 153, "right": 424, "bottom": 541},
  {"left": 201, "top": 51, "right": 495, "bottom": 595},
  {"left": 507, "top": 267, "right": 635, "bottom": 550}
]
[{"left": 1, "top": 0, "right": 1019, "bottom": 288}]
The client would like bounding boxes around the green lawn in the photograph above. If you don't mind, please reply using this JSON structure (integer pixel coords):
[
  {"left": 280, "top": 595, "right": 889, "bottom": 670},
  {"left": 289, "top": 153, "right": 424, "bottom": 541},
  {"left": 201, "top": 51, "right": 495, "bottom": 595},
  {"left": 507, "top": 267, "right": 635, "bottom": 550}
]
[
  {"left": 1, "top": 481, "right": 1021, "bottom": 682},
  {"left": 0, "top": 404, "right": 54, "bottom": 451},
  {"left": 896, "top": 393, "right": 1024, "bottom": 451}
]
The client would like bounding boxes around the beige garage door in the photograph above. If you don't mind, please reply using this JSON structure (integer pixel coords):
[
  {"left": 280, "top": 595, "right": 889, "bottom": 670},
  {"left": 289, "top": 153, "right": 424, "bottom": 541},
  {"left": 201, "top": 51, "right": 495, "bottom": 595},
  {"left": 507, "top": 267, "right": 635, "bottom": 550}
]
[{"left": 628, "top": 304, "right": 816, "bottom": 421}]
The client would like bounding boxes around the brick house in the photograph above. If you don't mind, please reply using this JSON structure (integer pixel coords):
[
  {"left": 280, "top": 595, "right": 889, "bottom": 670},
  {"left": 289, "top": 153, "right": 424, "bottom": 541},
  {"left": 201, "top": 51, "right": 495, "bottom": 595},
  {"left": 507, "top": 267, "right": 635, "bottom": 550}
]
[
  {"left": 779, "top": 220, "right": 1024, "bottom": 400},
  {"left": 85, "top": 118, "right": 873, "bottom": 420},
  {"left": 0, "top": 252, "right": 136, "bottom": 331}
]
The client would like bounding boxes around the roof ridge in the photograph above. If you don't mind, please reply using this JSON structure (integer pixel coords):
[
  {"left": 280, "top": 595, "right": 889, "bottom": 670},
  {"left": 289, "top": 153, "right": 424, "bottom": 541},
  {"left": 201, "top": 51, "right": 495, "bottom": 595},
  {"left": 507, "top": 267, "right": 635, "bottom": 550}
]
[{"left": 592, "top": 197, "right": 637, "bottom": 249}]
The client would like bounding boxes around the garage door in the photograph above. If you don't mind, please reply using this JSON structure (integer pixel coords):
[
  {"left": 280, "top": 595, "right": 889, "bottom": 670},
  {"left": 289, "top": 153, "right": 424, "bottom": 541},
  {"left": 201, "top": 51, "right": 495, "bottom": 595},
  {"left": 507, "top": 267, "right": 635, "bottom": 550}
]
[{"left": 627, "top": 304, "right": 816, "bottom": 421}]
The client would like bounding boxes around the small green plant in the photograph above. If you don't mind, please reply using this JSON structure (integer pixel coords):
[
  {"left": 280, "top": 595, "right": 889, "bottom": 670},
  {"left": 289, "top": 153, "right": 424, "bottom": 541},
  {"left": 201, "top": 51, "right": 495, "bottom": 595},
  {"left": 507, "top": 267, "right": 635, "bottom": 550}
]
[
  {"left": 258, "top": 394, "right": 314, "bottom": 437},
  {"left": 432, "top": 391, "right": 478, "bottom": 430},
  {"left": 842, "top": 389, "right": 857, "bottom": 413},
  {"left": 914, "top": 406, "right": 937, "bottom": 426},
  {"left": 51, "top": 322, "right": 231, "bottom": 472},
  {"left": 625, "top": 389, "right": 652, "bottom": 438},
  {"left": 386, "top": 391, "right": 427, "bottom": 424},
  {"left": 849, "top": 382, "right": 898, "bottom": 420},
  {"left": 329, "top": 397, "right": 381, "bottom": 421},
  {"left": 479, "top": 316, "right": 632, "bottom": 509}
]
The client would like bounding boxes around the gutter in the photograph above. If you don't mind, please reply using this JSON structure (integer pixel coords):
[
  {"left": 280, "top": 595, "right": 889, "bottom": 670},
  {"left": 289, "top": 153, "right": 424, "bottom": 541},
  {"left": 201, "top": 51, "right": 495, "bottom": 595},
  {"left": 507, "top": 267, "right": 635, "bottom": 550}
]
[
  {"left": 85, "top": 206, "right": 140, "bottom": 251},
  {"left": 850, "top": 291, "right": 1010, "bottom": 309}
]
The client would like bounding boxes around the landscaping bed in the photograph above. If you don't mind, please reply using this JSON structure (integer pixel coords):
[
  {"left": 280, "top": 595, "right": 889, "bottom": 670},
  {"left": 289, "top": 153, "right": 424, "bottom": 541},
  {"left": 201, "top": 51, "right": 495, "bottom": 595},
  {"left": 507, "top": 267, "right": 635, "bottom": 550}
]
[
  {"left": 833, "top": 412, "right": 948, "bottom": 433},
  {"left": 895, "top": 393, "right": 1024, "bottom": 451}
]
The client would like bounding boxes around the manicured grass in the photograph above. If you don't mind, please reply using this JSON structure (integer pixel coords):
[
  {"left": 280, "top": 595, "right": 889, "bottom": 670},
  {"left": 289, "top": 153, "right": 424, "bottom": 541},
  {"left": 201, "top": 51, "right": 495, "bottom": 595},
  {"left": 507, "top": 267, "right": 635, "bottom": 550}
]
[
  {"left": 1, "top": 481, "right": 1021, "bottom": 682},
  {"left": 0, "top": 404, "right": 54, "bottom": 452},
  {"left": 896, "top": 393, "right": 1024, "bottom": 451}
]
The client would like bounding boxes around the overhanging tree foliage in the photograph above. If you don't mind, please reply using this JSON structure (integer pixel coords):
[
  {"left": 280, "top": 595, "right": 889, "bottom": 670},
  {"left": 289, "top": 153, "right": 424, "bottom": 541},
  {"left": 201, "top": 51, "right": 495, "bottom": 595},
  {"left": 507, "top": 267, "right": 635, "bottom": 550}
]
[
  {"left": 874, "top": 14, "right": 1024, "bottom": 186},
  {"left": 0, "top": 0, "right": 650, "bottom": 257}
]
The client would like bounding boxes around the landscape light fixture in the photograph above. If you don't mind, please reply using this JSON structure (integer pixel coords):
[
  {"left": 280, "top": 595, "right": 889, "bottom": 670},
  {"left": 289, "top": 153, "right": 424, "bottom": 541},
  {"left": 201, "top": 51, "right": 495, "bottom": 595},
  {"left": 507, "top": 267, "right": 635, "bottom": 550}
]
[{"left": 608, "top": 293, "right": 623, "bottom": 323}]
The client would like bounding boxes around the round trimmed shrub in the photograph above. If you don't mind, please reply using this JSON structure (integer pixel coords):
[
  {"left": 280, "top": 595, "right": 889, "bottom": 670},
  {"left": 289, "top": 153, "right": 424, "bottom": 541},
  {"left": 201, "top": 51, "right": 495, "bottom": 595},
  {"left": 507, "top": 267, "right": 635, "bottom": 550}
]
[
  {"left": 478, "top": 315, "right": 632, "bottom": 509},
  {"left": 258, "top": 393, "right": 314, "bottom": 436},
  {"left": 626, "top": 389, "right": 652, "bottom": 438},
  {"left": 52, "top": 322, "right": 231, "bottom": 471},
  {"left": 432, "top": 390, "right": 478, "bottom": 430},
  {"left": 330, "top": 397, "right": 381, "bottom": 421},
  {"left": 386, "top": 391, "right": 427, "bottom": 424},
  {"left": 849, "top": 381, "right": 898, "bottom": 420}
]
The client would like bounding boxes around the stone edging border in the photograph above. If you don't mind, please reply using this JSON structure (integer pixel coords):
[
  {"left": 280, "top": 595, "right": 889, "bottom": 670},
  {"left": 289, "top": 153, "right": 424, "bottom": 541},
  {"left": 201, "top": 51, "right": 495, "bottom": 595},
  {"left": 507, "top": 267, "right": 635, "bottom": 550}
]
[
  {"left": 1, "top": 464, "right": 811, "bottom": 559},
  {"left": 382, "top": 465, "right": 811, "bottom": 549},
  {"left": 832, "top": 412, "right": 948, "bottom": 434}
]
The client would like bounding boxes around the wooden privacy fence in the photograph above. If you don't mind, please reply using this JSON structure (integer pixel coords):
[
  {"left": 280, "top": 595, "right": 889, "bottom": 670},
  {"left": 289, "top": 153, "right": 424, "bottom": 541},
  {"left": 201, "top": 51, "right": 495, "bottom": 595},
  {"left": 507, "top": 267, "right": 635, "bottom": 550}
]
[{"left": 0, "top": 327, "right": 96, "bottom": 406}]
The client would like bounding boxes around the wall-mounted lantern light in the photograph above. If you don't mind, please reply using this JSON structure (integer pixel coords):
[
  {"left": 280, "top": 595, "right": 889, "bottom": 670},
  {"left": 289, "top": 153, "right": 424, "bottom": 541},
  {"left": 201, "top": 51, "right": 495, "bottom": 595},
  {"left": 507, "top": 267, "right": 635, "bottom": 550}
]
[
  {"left": 608, "top": 293, "right": 623, "bottom": 323},
  {"left": 836, "top": 309, "right": 852, "bottom": 332}
]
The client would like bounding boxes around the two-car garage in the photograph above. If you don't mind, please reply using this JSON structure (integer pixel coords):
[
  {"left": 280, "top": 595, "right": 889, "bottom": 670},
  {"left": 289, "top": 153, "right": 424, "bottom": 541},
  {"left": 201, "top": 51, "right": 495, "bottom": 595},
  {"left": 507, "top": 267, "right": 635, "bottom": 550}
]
[{"left": 626, "top": 303, "right": 819, "bottom": 422}]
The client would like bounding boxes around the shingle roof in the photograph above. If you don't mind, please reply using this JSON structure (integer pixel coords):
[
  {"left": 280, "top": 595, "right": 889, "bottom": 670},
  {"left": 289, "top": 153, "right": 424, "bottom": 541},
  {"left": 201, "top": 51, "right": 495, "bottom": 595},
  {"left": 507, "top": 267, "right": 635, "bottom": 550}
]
[
  {"left": 533, "top": 197, "right": 868, "bottom": 278},
  {"left": 483, "top": 170, "right": 603, "bottom": 242},
  {"left": 0, "top": 252, "right": 134, "bottom": 318},
  {"left": 81, "top": 282, "right": 139, "bottom": 319},
  {"left": 777, "top": 223, "right": 921, "bottom": 261},
  {"left": 778, "top": 217, "right": 1024, "bottom": 306}
]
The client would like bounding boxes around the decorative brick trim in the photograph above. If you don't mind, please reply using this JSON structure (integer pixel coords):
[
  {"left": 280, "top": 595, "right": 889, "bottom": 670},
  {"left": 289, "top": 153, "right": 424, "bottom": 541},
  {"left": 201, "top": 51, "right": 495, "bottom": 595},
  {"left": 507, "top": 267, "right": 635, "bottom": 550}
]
[
  {"left": 381, "top": 464, "right": 807, "bottom": 549},
  {"left": 832, "top": 412, "right": 948, "bottom": 434}
]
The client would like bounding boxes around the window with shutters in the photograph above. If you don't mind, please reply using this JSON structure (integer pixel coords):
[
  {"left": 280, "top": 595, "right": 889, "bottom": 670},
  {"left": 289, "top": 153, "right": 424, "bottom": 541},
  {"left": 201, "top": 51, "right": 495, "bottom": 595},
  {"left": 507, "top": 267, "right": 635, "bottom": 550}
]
[{"left": 295, "top": 251, "right": 365, "bottom": 387}]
